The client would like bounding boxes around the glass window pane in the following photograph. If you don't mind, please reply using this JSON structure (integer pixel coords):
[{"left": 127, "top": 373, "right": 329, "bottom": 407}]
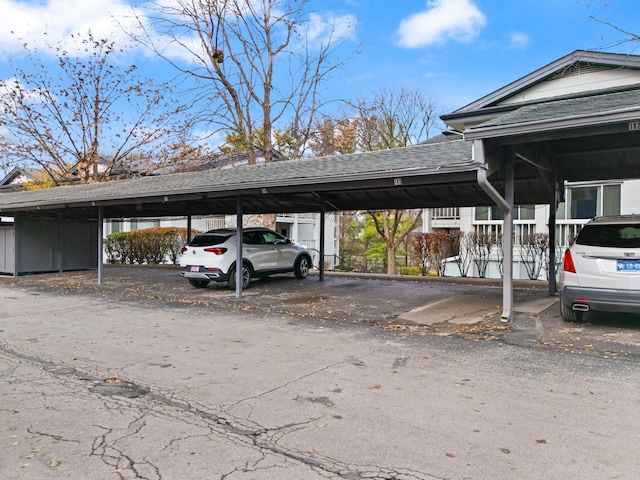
[
  {"left": 475, "top": 207, "right": 489, "bottom": 221},
  {"left": 603, "top": 184, "right": 621, "bottom": 216},
  {"left": 491, "top": 207, "right": 504, "bottom": 220},
  {"left": 570, "top": 186, "right": 598, "bottom": 219},
  {"left": 519, "top": 205, "right": 535, "bottom": 220}
]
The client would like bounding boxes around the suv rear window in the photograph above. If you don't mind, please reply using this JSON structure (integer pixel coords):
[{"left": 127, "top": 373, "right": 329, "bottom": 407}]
[
  {"left": 576, "top": 224, "right": 640, "bottom": 248},
  {"left": 188, "top": 234, "right": 228, "bottom": 247}
]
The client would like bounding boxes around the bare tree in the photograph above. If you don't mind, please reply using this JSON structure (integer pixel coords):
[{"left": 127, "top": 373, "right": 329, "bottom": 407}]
[
  {"left": 348, "top": 86, "right": 440, "bottom": 151},
  {"left": 0, "top": 32, "right": 185, "bottom": 186},
  {"left": 132, "top": 0, "right": 357, "bottom": 163},
  {"left": 351, "top": 86, "right": 440, "bottom": 274},
  {"left": 583, "top": 1, "right": 639, "bottom": 48}
]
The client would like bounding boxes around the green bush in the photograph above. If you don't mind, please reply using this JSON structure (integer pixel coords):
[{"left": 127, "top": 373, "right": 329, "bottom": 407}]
[
  {"left": 399, "top": 266, "right": 422, "bottom": 276},
  {"left": 105, "top": 227, "right": 192, "bottom": 265}
]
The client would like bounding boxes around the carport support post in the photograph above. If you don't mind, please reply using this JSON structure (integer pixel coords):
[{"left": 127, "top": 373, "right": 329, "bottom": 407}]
[
  {"left": 548, "top": 164, "right": 559, "bottom": 296},
  {"left": 235, "top": 198, "right": 243, "bottom": 298},
  {"left": 98, "top": 206, "right": 104, "bottom": 285},
  {"left": 319, "top": 203, "right": 325, "bottom": 281},
  {"left": 502, "top": 149, "right": 515, "bottom": 323}
]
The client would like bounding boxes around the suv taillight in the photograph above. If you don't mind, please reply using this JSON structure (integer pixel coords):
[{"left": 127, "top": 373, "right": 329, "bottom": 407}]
[
  {"left": 204, "top": 247, "right": 227, "bottom": 255},
  {"left": 180, "top": 247, "right": 188, "bottom": 254},
  {"left": 563, "top": 249, "right": 576, "bottom": 273}
]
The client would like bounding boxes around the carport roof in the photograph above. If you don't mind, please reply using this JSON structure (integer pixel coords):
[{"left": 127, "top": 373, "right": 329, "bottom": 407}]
[{"left": 0, "top": 138, "right": 490, "bottom": 219}]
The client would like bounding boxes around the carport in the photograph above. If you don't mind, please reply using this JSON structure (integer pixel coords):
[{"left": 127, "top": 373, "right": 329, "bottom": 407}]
[{"left": 1, "top": 50, "right": 640, "bottom": 323}]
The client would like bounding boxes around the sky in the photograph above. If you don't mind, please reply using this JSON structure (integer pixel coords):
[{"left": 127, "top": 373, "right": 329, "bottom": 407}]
[{"left": 1, "top": 0, "right": 639, "bottom": 139}]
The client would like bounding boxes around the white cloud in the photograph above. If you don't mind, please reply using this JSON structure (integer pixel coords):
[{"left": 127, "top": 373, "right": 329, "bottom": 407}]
[
  {"left": 0, "top": 0, "right": 142, "bottom": 57},
  {"left": 396, "top": 0, "right": 487, "bottom": 48},
  {"left": 509, "top": 31, "right": 530, "bottom": 49},
  {"left": 305, "top": 12, "right": 358, "bottom": 46}
]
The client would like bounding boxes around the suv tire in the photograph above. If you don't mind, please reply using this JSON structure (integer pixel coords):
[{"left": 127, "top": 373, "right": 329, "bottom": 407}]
[
  {"left": 228, "top": 263, "right": 252, "bottom": 290},
  {"left": 188, "top": 279, "right": 210, "bottom": 289},
  {"left": 294, "top": 255, "right": 311, "bottom": 279},
  {"left": 560, "top": 296, "right": 583, "bottom": 323}
]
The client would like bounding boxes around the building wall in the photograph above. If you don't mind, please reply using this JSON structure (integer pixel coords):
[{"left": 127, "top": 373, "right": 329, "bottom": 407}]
[{"left": 424, "top": 179, "right": 640, "bottom": 280}]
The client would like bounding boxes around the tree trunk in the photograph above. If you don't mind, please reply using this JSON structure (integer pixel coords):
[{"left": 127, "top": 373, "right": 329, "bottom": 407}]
[{"left": 387, "top": 243, "right": 397, "bottom": 275}]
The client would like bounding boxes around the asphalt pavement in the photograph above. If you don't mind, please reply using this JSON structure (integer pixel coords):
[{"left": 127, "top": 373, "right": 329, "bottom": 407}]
[{"left": 2, "top": 266, "right": 640, "bottom": 479}]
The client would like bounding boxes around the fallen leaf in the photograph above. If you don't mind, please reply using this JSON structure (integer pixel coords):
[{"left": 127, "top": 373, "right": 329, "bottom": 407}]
[
  {"left": 501, "top": 448, "right": 511, "bottom": 454},
  {"left": 445, "top": 453, "right": 456, "bottom": 458},
  {"left": 536, "top": 439, "right": 547, "bottom": 444},
  {"left": 49, "top": 460, "right": 59, "bottom": 468}
]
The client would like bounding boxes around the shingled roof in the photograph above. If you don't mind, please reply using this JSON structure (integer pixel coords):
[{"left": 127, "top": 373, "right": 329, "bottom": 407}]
[
  {"left": 465, "top": 85, "right": 640, "bottom": 139},
  {"left": 0, "top": 139, "right": 491, "bottom": 219}
]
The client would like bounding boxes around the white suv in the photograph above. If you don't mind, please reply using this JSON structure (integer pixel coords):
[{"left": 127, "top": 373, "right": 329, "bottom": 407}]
[
  {"left": 180, "top": 227, "right": 312, "bottom": 289},
  {"left": 559, "top": 215, "right": 640, "bottom": 322}
]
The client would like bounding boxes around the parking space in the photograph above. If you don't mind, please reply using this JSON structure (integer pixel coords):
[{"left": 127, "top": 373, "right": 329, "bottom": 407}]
[{"left": 4, "top": 265, "right": 640, "bottom": 358}]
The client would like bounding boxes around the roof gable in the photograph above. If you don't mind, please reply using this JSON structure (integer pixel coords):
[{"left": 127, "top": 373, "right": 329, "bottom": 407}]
[
  {"left": 0, "top": 167, "right": 35, "bottom": 191},
  {"left": 442, "top": 50, "right": 640, "bottom": 132},
  {"left": 460, "top": 50, "right": 640, "bottom": 112}
]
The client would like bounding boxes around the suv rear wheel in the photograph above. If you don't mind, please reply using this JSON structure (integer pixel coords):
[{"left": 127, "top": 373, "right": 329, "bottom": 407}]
[
  {"left": 560, "top": 296, "right": 583, "bottom": 323},
  {"left": 228, "top": 263, "right": 252, "bottom": 290},
  {"left": 188, "top": 279, "right": 210, "bottom": 288}
]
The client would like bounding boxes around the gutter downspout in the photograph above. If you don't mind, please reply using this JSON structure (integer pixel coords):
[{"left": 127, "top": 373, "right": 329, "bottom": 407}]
[{"left": 474, "top": 140, "right": 514, "bottom": 323}]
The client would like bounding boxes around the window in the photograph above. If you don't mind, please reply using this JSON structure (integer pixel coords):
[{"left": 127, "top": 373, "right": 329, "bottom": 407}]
[
  {"left": 557, "top": 184, "right": 621, "bottom": 220},
  {"left": 261, "top": 231, "right": 287, "bottom": 245},
  {"left": 110, "top": 220, "right": 122, "bottom": 234},
  {"left": 243, "top": 231, "right": 263, "bottom": 245},
  {"left": 131, "top": 219, "right": 160, "bottom": 230},
  {"left": 474, "top": 205, "right": 535, "bottom": 221}
]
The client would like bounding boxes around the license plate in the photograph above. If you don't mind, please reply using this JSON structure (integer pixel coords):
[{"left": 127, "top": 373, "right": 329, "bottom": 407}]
[
  {"left": 190, "top": 266, "right": 200, "bottom": 272},
  {"left": 616, "top": 260, "right": 640, "bottom": 271}
]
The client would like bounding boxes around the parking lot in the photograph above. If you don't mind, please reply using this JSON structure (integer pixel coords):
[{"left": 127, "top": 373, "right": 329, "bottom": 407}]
[{"left": 2, "top": 266, "right": 640, "bottom": 479}]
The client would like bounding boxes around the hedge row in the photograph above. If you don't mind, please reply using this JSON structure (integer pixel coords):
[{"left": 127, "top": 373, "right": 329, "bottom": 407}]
[{"left": 104, "top": 227, "right": 193, "bottom": 265}]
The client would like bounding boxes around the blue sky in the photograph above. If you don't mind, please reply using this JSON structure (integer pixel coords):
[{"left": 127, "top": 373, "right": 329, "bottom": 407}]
[{"left": 1, "top": 0, "right": 639, "bottom": 131}]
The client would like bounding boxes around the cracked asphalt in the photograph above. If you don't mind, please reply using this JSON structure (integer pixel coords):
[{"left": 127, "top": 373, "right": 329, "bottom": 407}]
[{"left": 2, "top": 266, "right": 640, "bottom": 479}]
